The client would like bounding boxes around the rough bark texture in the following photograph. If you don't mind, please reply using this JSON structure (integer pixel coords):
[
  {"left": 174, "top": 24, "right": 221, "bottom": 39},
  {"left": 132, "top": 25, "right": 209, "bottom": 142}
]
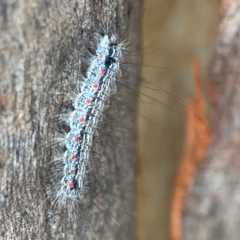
[
  {"left": 183, "top": 1, "right": 240, "bottom": 239},
  {"left": 0, "top": 0, "right": 140, "bottom": 239}
]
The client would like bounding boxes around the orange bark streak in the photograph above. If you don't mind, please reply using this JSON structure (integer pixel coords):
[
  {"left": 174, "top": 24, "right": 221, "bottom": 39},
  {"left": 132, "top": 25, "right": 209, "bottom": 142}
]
[{"left": 170, "top": 59, "right": 211, "bottom": 240}]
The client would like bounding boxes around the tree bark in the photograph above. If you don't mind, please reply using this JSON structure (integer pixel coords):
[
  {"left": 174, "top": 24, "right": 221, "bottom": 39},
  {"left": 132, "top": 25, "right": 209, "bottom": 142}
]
[
  {"left": 0, "top": 0, "right": 141, "bottom": 239},
  {"left": 183, "top": 1, "right": 240, "bottom": 239}
]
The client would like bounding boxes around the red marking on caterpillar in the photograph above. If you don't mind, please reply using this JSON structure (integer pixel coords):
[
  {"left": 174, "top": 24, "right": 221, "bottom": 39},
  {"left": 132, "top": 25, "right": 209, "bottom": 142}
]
[
  {"left": 98, "top": 53, "right": 105, "bottom": 60},
  {"left": 92, "top": 83, "right": 99, "bottom": 89},
  {"left": 74, "top": 136, "right": 81, "bottom": 143},
  {"left": 99, "top": 68, "right": 105, "bottom": 75},
  {"left": 79, "top": 117, "right": 85, "bottom": 123},
  {"left": 71, "top": 155, "right": 77, "bottom": 161},
  {"left": 67, "top": 181, "right": 75, "bottom": 189},
  {"left": 85, "top": 98, "right": 92, "bottom": 105}
]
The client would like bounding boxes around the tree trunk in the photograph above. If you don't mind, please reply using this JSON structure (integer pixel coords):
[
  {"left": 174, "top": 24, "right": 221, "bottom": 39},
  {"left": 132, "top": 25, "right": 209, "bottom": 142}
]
[
  {"left": 0, "top": 1, "right": 141, "bottom": 239},
  {"left": 183, "top": 1, "right": 240, "bottom": 239}
]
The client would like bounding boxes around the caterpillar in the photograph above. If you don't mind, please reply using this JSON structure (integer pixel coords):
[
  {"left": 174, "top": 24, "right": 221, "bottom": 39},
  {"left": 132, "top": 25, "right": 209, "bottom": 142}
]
[{"left": 52, "top": 34, "right": 125, "bottom": 207}]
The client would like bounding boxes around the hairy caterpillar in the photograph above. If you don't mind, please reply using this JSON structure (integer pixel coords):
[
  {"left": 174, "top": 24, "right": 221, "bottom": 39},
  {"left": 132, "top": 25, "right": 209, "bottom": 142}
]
[{"left": 51, "top": 33, "right": 125, "bottom": 209}]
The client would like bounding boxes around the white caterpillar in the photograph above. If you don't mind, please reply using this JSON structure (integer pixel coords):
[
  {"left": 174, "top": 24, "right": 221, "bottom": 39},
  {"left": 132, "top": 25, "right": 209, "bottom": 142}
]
[{"left": 54, "top": 34, "right": 124, "bottom": 204}]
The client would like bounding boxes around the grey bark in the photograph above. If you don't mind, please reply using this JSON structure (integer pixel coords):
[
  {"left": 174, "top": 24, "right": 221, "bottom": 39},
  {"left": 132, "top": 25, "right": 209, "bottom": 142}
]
[
  {"left": 0, "top": 0, "right": 141, "bottom": 239},
  {"left": 183, "top": 1, "right": 240, "bottom": 240}
]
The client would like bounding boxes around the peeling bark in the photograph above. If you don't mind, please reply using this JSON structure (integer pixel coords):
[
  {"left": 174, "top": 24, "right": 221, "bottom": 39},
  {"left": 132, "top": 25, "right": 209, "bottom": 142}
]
[{"left": 183, "top": 1, "right": 240, "bottom": 239}]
